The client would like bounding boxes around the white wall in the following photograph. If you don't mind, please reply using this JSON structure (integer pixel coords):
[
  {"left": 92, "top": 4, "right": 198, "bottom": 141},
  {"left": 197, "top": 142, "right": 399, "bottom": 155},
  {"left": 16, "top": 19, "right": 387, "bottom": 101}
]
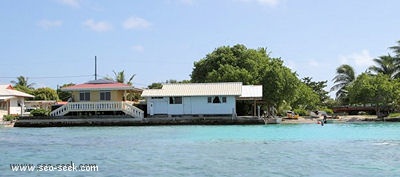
[
  {"left": 9, "top": 98, "right": 23, "bottom": 115},
  {"left": 147, "top": 97, "right": 168, "bottom": 115},
  {"left": 146, "top": 96, "right": 236, "bottom": 116}
]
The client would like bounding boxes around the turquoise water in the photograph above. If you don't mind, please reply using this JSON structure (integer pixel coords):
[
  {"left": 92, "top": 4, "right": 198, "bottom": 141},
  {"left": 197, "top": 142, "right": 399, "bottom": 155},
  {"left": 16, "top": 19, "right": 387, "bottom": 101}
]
[{"left": 1, "top": 123, "right": 400, "bottom": 177}]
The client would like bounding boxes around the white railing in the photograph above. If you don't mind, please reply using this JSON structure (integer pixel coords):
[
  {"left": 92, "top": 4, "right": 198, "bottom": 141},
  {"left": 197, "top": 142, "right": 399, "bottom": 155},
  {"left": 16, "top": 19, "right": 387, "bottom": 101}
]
[{"left": 50, "top": 102, "right": 144, "bottom": 118}]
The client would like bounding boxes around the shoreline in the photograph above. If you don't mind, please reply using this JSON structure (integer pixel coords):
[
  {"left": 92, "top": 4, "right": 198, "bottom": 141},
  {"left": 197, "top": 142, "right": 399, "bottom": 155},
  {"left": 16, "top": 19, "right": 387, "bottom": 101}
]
[{"left": 10, "top": 115, "right": 400, "bottom": 127}]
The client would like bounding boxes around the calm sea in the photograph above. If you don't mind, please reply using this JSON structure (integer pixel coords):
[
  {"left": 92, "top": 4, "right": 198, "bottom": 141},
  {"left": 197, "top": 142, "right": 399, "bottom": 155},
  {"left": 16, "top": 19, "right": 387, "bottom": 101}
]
[{"left": 1, "top": 123, "right": 400, "bottom": 177}]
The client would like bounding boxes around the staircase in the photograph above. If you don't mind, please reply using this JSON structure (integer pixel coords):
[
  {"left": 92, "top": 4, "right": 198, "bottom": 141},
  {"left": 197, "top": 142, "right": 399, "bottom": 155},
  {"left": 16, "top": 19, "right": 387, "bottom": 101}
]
[{"left": 50, "top": 102, "right": 144, "bottom": 119}]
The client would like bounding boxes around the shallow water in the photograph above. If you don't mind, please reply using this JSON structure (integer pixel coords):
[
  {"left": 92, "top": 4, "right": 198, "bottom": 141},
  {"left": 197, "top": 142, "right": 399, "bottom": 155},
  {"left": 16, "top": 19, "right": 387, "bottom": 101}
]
[{"left": 1, "top": 123, "right": 400, "bottom": 177}]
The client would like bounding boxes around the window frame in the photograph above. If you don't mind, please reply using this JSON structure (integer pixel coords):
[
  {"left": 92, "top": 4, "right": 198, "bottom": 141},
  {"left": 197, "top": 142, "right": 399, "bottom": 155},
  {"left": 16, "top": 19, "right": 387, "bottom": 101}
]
[
  {"left": 79, "top": 91, "right": 90, "bottom": 101},
  {"left": 100, "top": 91, "right": 111, "bottom": 101},
  {"left": 169, "top": 97, "right": 182, "bottom": 104}
]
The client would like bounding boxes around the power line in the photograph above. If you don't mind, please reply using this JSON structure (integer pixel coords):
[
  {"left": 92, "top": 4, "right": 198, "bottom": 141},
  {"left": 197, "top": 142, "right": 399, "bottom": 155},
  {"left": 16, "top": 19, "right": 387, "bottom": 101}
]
[{"left": 0, "top": 75, "right": 94, "bottom": 79}]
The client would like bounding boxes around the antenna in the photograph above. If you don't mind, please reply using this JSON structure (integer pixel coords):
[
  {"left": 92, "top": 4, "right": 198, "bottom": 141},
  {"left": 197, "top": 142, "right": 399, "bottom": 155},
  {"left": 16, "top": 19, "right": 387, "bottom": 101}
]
[{"left": 95, "top": 56, "right": 97, "bottom": 80}]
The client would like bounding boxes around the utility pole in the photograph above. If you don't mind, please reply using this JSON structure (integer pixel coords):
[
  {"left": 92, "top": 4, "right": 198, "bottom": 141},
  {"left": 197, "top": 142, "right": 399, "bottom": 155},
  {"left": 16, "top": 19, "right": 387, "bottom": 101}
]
[{"left": 95, "top": 56, "right": 97, "bottom": 80}]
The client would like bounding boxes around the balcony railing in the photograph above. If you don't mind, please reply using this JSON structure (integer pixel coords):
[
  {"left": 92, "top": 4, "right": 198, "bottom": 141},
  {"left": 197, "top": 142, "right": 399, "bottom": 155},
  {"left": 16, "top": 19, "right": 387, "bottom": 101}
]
[{"left": 50, "top": 101, "right": 144, "bottom": 119}]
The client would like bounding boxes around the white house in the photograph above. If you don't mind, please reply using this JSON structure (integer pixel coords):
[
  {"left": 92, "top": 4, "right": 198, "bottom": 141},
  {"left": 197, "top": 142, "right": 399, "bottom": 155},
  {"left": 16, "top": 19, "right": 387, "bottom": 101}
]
[
  {"left": 0, "top": 84, "right": 34, "bottom": 118},
  {"left": 141, "top": 82, "right": 262, "bottom": 117}
]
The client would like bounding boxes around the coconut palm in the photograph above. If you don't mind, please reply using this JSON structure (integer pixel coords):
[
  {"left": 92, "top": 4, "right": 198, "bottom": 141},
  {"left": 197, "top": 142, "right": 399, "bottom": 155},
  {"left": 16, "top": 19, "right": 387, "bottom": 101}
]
[
  {"left": 104, "top": 70, "right": 135, "bottom": 85},
  {"left": 330, "top": 64, "right": 355, "bottom": 101},
  {"left": 389, "top": 40, "right": 400, "bottom": 57},
  {"left": 368, "top": 55, "right": 398, "bottom": 79},
  {"left": 11, "top": 76, "right": 35, "bottom": 89}
]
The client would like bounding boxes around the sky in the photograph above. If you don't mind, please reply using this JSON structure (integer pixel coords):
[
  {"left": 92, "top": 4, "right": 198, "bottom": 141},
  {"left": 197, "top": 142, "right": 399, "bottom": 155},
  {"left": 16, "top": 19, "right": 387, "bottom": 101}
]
[{"left": 1, "top": 0, "right": 399, "bottom": 97}]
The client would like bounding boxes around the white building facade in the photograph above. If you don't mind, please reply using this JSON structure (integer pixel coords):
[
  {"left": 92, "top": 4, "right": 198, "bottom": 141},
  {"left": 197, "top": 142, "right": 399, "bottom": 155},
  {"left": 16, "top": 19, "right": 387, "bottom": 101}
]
[
  {"left": 142, "top": 82, "right": 262, "bottom": 117},
  {"left": 0, "top": 84, "right": 34, "bottom": 118}
]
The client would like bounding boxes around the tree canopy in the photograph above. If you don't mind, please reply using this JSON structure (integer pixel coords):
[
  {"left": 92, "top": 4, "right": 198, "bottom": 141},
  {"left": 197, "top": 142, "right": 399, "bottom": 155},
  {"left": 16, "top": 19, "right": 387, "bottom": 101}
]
[
  {"left": 33, "top": 87, "right": 59, "bottom": 100},
  {"left": 191, "top": 44, "right": 326, "bottom": 111}
]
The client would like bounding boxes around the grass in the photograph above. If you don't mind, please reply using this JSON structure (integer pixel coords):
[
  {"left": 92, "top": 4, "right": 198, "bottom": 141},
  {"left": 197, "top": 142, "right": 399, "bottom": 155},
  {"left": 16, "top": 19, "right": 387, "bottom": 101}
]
[{"left": 388, "top": 112, "right": 400, "bottom": 118}]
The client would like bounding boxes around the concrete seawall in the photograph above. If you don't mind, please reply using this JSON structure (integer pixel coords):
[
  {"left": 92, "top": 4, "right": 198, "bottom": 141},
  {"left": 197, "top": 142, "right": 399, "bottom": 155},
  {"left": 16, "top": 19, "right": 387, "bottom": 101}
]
[{"left": 14, "top": 116, "right": 264, "bottom": 127}]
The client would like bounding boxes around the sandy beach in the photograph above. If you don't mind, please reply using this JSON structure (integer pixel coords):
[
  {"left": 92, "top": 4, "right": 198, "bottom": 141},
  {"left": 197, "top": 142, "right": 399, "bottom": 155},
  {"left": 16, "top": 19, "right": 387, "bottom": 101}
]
[{"left": 281, "top": 115, "right": 381, "bottom": 124}]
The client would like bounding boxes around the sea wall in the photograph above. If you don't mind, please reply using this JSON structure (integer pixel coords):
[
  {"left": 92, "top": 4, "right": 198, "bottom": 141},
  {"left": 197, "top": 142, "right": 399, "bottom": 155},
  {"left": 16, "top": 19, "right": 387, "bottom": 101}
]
[{"left": 14, "top": 116, "right": 264, "bottom": 127}]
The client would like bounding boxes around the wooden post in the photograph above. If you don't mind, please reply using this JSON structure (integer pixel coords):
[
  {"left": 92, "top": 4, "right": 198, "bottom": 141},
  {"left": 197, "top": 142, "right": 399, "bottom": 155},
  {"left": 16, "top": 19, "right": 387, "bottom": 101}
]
[{"left": 253, "top": 100, "right": 257, "bottom": 116}]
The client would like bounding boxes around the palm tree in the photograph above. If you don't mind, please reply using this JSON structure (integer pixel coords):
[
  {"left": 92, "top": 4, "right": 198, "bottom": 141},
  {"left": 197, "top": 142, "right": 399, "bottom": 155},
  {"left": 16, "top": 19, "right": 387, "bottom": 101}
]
[
  {"left": 11, "top": 76, "right": 34, "bottom": 88},
  {"left": 389, "top": 40, "right": 400, "bottom": 57},
  {"left": 104, "top": 70, "right": 138, "bottom": 101},
  {"left": 368, "top": 55, "right": 398, "bottom": 79},
  {"left": 388, "top": 40, "right": 400, "bottom": 78},
  {"left": 104, "top": 70, "right": 135, "bottom": 85},
  {"left": 330, "top": 64, "right": 355, "bottom": 102}
]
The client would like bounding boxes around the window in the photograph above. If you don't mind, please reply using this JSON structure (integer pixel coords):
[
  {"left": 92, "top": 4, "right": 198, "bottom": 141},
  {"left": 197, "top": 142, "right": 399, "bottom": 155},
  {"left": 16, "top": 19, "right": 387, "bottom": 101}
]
[
  {"left": 100, "top": 91, "right": 111, "bottom": 101},
  {"left": 79, "top": 92, "right": 90, "bottom": 101},
  {"left": 151, "top": 97, "right": 163, "bottom": 99},
  {"left": 169, "top": 97, "right": 182, "bottom": 104},
  {"left": 213, "top": 96, "right": 221, "bottom": 103},
  {"left": 207, "top": 96, "right": 227, "bottom": 104}
]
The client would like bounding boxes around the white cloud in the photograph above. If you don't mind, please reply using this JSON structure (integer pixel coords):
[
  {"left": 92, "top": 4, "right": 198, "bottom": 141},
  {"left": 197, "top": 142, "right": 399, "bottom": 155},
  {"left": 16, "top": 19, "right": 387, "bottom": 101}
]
[
  {"left": 37, "top": 20, "right": 62, "bottom": 29},
  {"left": 83, "top": 19, "right": 113, "bottom": 32},
  {"left": 238, "top": 0, "right": 280, "bottom": 7},
  {"left": 123, "top": 17, "right": 151, "bottom": 30},
  {"left": 59, "top": 0, "right": 80, "bottom": 8},
  {"left": 132, "top": 45, "right": 144, "bottom": 52},
  {"left": 339, "top": 50, "right": 374, "bottom": 68}
]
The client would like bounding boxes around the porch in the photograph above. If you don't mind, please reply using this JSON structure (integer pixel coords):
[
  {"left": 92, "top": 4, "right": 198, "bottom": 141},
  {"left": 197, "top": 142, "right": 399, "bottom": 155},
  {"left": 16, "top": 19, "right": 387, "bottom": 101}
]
[{"left": 50, "top": 101, "right": 144, "bottom": 119}]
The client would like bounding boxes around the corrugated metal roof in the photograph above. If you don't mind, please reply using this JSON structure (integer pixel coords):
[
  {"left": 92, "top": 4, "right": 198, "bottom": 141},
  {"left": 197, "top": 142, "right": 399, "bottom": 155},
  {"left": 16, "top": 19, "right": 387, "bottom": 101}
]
[
  {"left": 0, "top": 87, "right": 34, "bottom": 98},
  {"left": 0, "top": 84, "right": 13, "bottom": 89},
  {"left": 239, "top": 85, "right": 263, "bottom": 100},
  {"left": 142, "top": 82, "right": 243, "bottom": 97}
]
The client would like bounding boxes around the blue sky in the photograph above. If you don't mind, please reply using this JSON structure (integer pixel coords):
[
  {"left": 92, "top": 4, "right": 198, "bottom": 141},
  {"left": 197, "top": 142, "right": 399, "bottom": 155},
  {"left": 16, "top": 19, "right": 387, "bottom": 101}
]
[{"left": 1, "top": 0, "right": 399, "bottom": 96}]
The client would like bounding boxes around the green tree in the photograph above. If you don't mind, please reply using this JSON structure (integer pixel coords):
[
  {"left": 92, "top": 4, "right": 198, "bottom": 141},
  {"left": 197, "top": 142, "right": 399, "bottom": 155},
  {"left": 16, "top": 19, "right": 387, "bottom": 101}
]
[
  {"left": 368, "top": 55, "right": 398, "bottom": 79},
  {"left": 348, "top": 73, "right": 400, "bottom": 117},
  {"left": 260, "top": 59, "right": 300, "bottom": 109},
  {"left": 330, "top": 64, "right": 356, "bottom": 104},
  {"left": 148, "top": 83, "right": 163, "bottom": 89},
  {"left": 57, "top": 83, "right": 75, "bottom": 101},
  {"left": 291, "top": 82, "right": 320, "bottom": 110},
  {"left": 191, "top": 44, "right": 301, "bottom": 113},
  {"left": 191, "top": 44, "right": 269, "bottom": 84},
  {"left": 302, "top": 77, "right": 329, "bottom": 104},
  {"left": 33, "top": 87, "right": 59, "bottom": 100}
]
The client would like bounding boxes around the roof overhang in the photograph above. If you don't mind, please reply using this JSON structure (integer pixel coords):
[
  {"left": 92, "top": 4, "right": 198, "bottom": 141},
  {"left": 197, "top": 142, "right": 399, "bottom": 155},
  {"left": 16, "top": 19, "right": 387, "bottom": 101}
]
[
  {"left": 0, "top": 96, "right": 16, "bottom": 101},
  {"left": 237, "top": 85, "right": 263, "bottom": 100}
]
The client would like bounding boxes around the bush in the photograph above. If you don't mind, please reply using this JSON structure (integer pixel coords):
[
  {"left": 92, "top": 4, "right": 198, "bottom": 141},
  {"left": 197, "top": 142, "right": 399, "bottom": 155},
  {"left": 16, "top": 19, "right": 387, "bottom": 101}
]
[
  {"left": 3, "top": 115, "right": 18, "bottom": 121},
  {"left": 321, "top": 108, "right": 334, "bottom": 115},
  {"left": 294, "top": 108, "right": 309, "bottom": 116},
  {"left": 30, "top": 109, "right": 49, "bottom": 116}
]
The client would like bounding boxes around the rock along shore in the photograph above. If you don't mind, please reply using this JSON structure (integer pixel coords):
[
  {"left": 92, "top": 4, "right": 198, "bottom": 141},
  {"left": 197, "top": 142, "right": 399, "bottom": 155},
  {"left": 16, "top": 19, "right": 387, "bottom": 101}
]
[{"left": 14, "top": 116, "right": 265, "bottom": 127}]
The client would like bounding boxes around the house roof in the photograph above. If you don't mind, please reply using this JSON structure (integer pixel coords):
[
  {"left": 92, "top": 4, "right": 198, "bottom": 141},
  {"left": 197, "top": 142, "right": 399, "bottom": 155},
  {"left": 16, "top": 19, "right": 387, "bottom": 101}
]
[
  {"left": 142, "top": 82, "right": 243, "bottom": 97},
  {"left": 61, "top": 79, "right": 142, "bottom": 91},
  {"left": 0, "top": 84, "right": 34, "bottom": 98},
  {"left": 238, "top": 85, "right": 263, "bottom": 100}
]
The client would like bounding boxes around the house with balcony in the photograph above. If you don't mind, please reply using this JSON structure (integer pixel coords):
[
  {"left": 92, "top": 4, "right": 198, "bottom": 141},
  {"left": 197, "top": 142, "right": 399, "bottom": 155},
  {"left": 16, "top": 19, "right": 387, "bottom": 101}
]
[
  {"left": 141, "top": 82, "right": 262, "bottom": 117},
  {"left": 0, "top": 84, "right": 34, "bottom": 118},
  {"left": 50, "top": 79, "right": 144, "bottom": 118}
]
